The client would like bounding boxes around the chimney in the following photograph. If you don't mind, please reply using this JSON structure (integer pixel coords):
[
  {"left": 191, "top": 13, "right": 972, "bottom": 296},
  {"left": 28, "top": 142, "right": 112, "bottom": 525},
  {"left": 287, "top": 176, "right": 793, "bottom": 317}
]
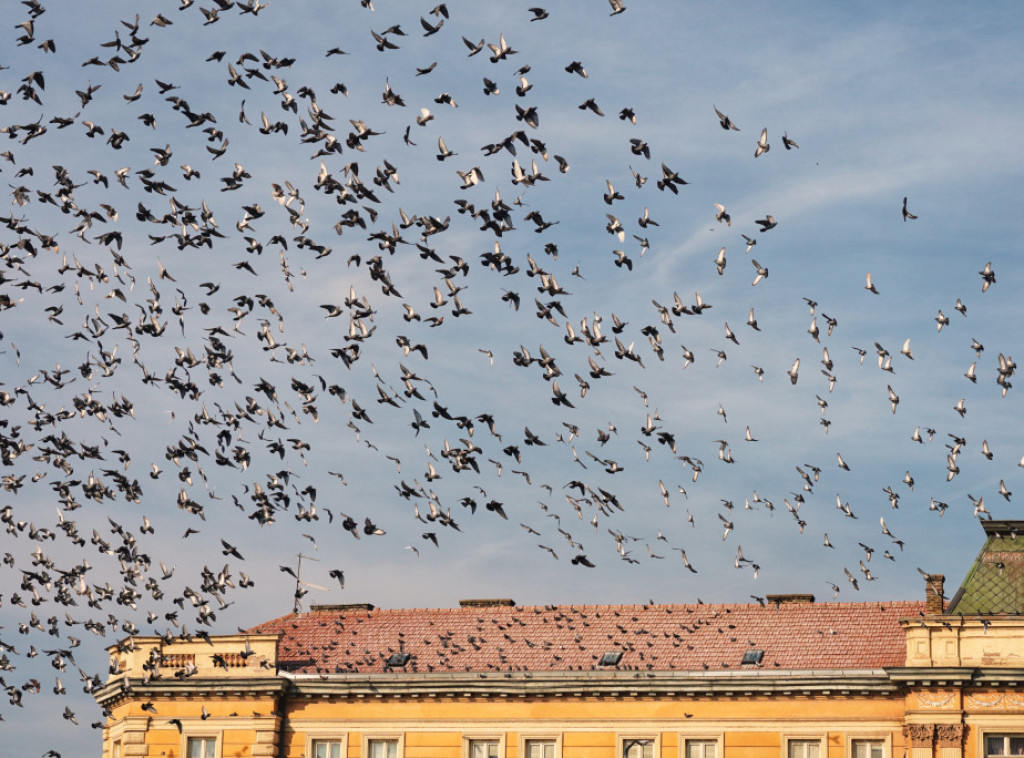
[
  {"left": 924, "top": 574, "right": 945, "bottom": 614},
  {"left": 766, "top": 594, "right": 815, "bottom": 606}
]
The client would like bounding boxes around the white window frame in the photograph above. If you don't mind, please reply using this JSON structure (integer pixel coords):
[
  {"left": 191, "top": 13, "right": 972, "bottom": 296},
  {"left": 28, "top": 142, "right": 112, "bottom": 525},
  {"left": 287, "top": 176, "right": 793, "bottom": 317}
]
[
  {"left": 364, "top": 734, "right": 405, "bottom": 758},
  {"left": 306, "top": 732, "right": 347, "bottom": 758},
  {"left": 184, "top": 734, "right": 220, "bottom": 758},
  {"left": 521, "top": 735, "right": 562, "bottom": 758},
  {"left": 683, "top": 737, "right": 721, "bottom": 758},
  {"left": 463, "top": 735, "right": 505, "bottom": 758},
  {"left": 784, "top": 736, "right": 825, "bottom": 758},
  {"left": 984, "top": 734, "right": 1024, "bottom": 757},
  {"left": 619, "top": 735, "right": 659, "bottom": 758},
  {"left": 847, "top": 735, "right": 890, "bottom": 758}
]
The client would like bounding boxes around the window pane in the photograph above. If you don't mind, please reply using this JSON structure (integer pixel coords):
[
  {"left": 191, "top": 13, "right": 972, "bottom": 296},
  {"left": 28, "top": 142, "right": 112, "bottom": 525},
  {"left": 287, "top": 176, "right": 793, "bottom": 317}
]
[
  {"left": 687, "top": 741, "right": 715, "bottom": 758},
  {"left": 853, "top": 740, "right": 883, "bottom": 758},
  {"left": 987, "top": 736, "right": 1024, "bottom": 757},
  {"left": 624, "top": 739, "right": 654, "bottom": 758},
  {"left": 471, "top": 740, "right": 499, "bottom": 758},
  {"left": 527, "top": 740, "right": 556, "bottom": 758},
  {"left": 188, "top": 738, "right": 215, "bottom": 758},
  {"left": 789, "top": 740, "right": 819, "bottom": 758},
  {"left": 314, "top": 740, "right": 342, "bottom": 758},
  {"left": 370, "top": 740, "right": 399, "bottom": 758}
]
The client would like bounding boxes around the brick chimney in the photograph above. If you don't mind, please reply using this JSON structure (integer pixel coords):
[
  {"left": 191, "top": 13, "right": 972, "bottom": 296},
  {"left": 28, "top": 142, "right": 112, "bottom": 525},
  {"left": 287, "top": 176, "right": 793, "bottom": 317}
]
[{"left": 924, "top": 574, "right": 945, "bottom": 614}]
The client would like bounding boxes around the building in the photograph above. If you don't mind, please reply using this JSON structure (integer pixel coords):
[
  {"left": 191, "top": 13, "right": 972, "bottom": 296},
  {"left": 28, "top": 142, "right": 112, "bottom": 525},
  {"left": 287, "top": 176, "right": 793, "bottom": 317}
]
[{"left": 95, "top": 520, "right": 1024, "bottom": 758}]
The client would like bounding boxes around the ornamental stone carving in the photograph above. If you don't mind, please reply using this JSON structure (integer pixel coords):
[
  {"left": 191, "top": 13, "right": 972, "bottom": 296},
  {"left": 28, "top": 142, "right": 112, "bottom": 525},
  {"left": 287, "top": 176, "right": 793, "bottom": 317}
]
[
  {"left": 904, "top": 724, "right": 936, "bottom": 748},
  {"left": 917, "top": 691, "right": 955, "bottom": 709},
  {"left": 936, "top": 724, "right": 964, "bottom": 748}
]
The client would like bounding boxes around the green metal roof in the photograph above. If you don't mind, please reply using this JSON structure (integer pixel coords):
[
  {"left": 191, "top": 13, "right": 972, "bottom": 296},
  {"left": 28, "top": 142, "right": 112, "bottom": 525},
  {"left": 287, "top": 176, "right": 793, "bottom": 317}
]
[{"left": 947, "top": 520, "right": 1024, "bottom": 615}]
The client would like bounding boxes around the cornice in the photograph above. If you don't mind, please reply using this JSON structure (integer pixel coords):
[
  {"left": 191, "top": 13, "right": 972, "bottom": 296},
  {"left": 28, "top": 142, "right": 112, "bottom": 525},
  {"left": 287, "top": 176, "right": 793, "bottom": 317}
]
[
  {"left": 884, "top": 667, "right": 978, "bottom": 684},
  {"left": 280, "top": 669, "right": 899, "bottom": 699},
  {"left": 94, "top": 676, "right": 287, "bottom": 708},
  {"left": 97, "top": 666, "right": 1024, "bottom": 708},
  {"left": 886, "top": 667, "right": 1024, "bottom": 686}
]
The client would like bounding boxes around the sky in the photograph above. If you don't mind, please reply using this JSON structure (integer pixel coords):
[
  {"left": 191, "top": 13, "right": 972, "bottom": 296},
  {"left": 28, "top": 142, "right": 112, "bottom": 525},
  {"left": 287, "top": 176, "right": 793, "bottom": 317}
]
[{"left": 1, "top": 1, "right": 1024, "bottom": 755}]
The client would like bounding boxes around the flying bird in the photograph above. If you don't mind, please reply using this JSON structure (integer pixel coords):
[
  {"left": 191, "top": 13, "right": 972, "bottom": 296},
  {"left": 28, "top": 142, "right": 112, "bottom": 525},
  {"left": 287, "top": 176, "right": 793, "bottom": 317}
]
[
  {"left": 714, "top": 106, "right": 740, "bottom": 131},
  {"left": 754, "top": 128, "right": 769, "bottom": 157}
]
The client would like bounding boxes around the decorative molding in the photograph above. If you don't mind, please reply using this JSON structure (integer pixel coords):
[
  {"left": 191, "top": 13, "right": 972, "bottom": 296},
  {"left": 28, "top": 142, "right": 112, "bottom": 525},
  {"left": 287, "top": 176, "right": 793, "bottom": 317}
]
[
  {"left": 917, "top": 692, "right": 955, "bottom": 709},
  {"left": 965, "top": 691, "right": 1024, "bottom": 709},
  {"left": 935, "top": 724, "right": 963, "bottom": 748},
  {"left": 903, "top": 724, "right": 935, "bottom": 748},
  {"left": 965, "top": 693, "right": 1003, "bottom": 708}
]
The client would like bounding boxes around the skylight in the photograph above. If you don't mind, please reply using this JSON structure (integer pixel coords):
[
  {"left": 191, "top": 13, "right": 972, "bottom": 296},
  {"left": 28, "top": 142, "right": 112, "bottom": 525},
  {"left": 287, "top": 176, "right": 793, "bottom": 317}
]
[
  {"left": 386, "top": 652, "right": 412, "bottom": 667},
  {"left": 741, "top": 649, "right": 764, "bottom": 665},
  {"left": 599, "top": 650, "right": 623, "bottom": 666}
]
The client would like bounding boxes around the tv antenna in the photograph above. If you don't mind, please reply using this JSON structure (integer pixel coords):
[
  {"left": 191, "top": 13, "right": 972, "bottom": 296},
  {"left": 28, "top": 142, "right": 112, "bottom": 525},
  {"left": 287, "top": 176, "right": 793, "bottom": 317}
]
[{"left": 292, "top": 553, "right": 328, "bottom": 613}]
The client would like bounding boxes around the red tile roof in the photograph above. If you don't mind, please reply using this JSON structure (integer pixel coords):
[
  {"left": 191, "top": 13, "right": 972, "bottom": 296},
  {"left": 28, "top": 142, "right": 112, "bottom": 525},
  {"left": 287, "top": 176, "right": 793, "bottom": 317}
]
[{"left": 249, "top": 600, "right": 925, "bottom": 675}]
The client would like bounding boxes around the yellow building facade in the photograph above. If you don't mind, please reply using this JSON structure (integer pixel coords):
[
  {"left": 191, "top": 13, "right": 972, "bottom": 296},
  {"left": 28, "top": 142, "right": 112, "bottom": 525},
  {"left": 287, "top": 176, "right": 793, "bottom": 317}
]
[{"left": 95, "top": 521, "right": 1024, "bottom": 758}]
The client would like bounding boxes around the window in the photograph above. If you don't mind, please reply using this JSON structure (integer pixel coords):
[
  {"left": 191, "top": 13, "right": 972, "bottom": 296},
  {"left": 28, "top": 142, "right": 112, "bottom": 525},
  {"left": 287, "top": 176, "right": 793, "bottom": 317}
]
[
  {"left": 686, "top": 741, "right": 717, "bottom": 758},
  {"left": 112, "top": 740, "right": 122, "bottom": 758},
  {"left": 469, "top": 740, "right": 501, "bottom": 758},
  {"left": 309, "top": 736, "right": 347, "bottom": 758},
  {"left": 987, "top": 736, "right": 1024, "bottom": 756},
  {"left": 525, "top": 740, "right": 557, "bottom": 758},
  {"left": 600, "top": 650, "right": 624, "bottom": 666},
  {"left": 386, "top": 652, "right": 411, "bottom": 667},
  {"left": 623, "top": 738, "right": 656, "bottom": 758},
  {"left": 740, "top": 649, "right": 764, "bottom": 666},
  {"left": 187, "top": 737, "right": 217, "bottom": 758},
  {"left": 368, "top": 739, "right": 400, "bottom": 758},
  {"left": 852, "top": 741, "right": 884, "bottom": 758},
  {"left": 788, "top": 740, "right": 820, "bottom": 758},
  {"left": 313, "top": 740, "right": 344, "bottom": 758}
]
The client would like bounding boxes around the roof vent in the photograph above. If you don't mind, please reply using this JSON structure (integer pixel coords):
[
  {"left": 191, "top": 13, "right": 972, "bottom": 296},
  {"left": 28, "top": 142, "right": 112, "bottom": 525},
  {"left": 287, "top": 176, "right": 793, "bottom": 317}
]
[
  {"left": 310, "top": 603, "right": 375, "bottom": 612},
  {"left": 598, "top": 650, "right": 623, "bottom": 666},
  {"left": 458, "top": 598, "right": 516, "bottom": 608},
  {"left": 386, "top": 652, "right": 412, "bottom": 667},
  {"left": 741, "top": 649, "right": 764, "bottom": 666},
  {"left": 766, "top": 594, "right": 814, "bottom": 605}
]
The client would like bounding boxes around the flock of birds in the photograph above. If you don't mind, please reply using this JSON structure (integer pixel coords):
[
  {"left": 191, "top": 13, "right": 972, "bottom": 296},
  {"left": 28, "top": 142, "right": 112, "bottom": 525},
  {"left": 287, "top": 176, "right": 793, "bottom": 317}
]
[{"left": 0, "top": 1, "right": 1018, "bottom": 754}]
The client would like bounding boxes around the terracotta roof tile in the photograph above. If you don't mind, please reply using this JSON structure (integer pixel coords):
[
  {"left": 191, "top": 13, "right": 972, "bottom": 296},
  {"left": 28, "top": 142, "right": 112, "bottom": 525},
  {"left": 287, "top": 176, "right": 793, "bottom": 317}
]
[{"left": 249, "top": 600, "right": 924, "bottom": 675}]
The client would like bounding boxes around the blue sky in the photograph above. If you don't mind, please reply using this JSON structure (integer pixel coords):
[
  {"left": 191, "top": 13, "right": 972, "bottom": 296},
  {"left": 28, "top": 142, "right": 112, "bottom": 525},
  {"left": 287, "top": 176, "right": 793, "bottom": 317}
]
[{"left": 1, "top": 1, "right": 1023, "bottom": 754}]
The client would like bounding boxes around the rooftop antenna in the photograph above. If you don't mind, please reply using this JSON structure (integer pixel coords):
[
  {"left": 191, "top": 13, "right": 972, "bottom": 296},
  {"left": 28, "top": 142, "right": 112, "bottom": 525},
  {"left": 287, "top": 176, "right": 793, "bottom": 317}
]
[{"left": 292, "top": 553, "right": 328, "bottom": 613}]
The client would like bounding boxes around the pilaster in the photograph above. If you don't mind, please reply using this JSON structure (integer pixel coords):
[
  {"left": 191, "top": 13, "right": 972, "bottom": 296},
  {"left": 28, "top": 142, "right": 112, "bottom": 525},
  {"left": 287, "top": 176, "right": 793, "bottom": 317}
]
[{"left": 905, "top": 723, "right": 935, "bottom": 758}]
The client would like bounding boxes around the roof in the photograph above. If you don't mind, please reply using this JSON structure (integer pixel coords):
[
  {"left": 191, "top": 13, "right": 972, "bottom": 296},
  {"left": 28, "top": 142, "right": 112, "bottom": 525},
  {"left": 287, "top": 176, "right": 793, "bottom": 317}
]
[
  {"left": 249, "top": 600, "right": 925, "bottom": 675},
  {"left": 947, "top": 520, "right": 1024, "bottom": 615}
]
